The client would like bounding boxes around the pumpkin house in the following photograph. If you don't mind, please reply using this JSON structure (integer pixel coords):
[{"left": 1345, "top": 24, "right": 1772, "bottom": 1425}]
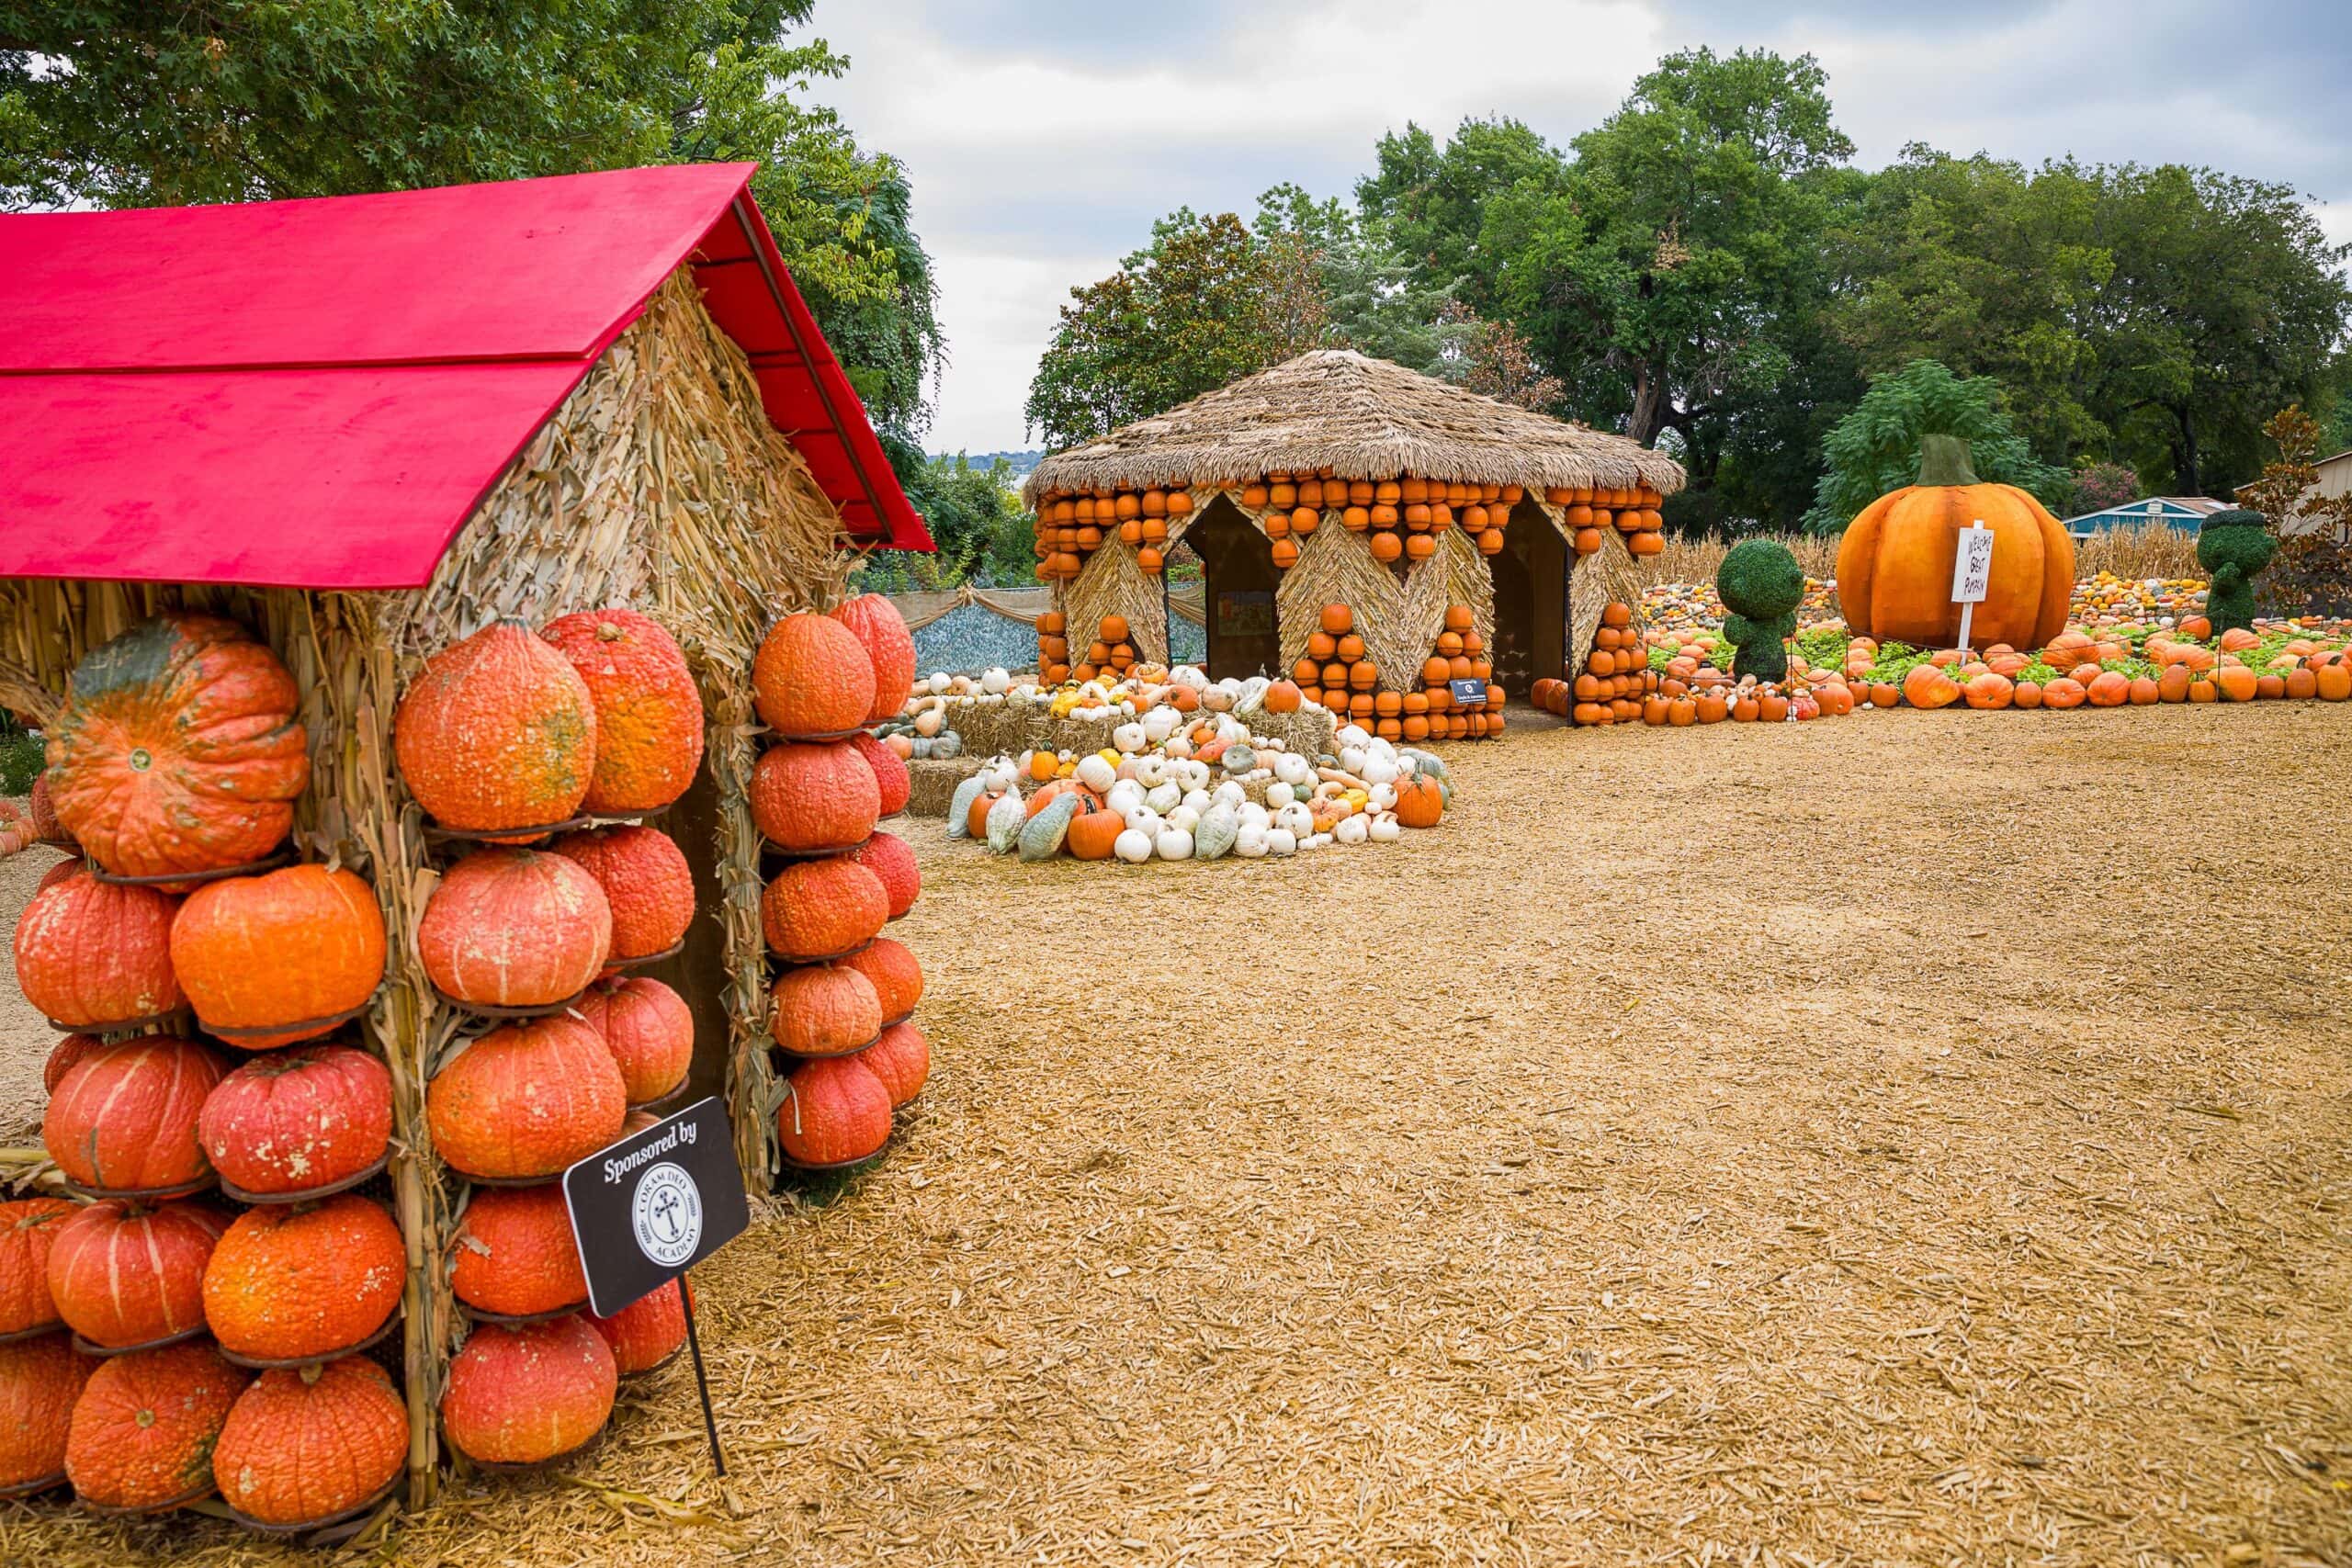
[
  {"left": 1020, "top": 351, "right": 1684, "bottom": 733},
  {"left": 0, "top": 164, "right": 931, "bottom": 1521}
]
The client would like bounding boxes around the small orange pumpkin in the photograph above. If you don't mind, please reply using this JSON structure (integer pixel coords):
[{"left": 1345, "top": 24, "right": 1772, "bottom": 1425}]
[
  {"left": 201, "top": 1194, "right": 404, "bottom": 1361},
  {"left": 548, "top": 824, "right": 695, "bottom": 965},
  {"left": 588, "top": 1280, "right": 687, "bottom": 1375},
  {"left": 418, "top": 848, "right": 613, "bottom": 1007},
  {"left": 64, "top": 1340, "right": 248, "bottom": 1509},
  {"left": 0, "top": 1333, "right": 96, "bottom": 1490},
  {"left": 169, "top": 864, "right": 386, "bottom": 1048},
  {"left": 427, "top": 1015, "right": 626, "bottom": 1180},
  {"left": 451, "top": 1182, "right": 589, "bottom": 1317},
  {"left": 393, "top": 622, "right": 598, "bottom": 834},
  {"left": 840, "top": 938, "right": 922, "bottom": 1021},
  {"left": 211, "top": 1358, "right": 408, "bottom": 1525},
  {"left": 0, "top": 1199, "right": 74, "bottom": 1336},
  {"left": 861, "top": 1021, "right": 930, "bottom": 1109},
  {"left": 440, "top": 1316, "right": 616, "bottom": 1465},
  {"left": 12, "top": 866, "right": 183, "bottom": 1030},
  {"left": 777, "top": 1056, "right": 893, "bottom": 1166},
  {"left": 573, "top": 976, "right": 694, "bottom": 1104},
  {"left": 761, "top": 857, "right": 889, "bottom": 962},
  {"left": 769, "top": 964, "right": 884, "bottom": 1058},
  {"left": 1395, "top": 774, "right": 1444, "bottom": 829},
  {"left": 750, "top": 740, "right": 879, "bottom": 852},
  {"left": 753, "top": 614, "right": 876, "bottom": 737},
  {"left": 539, "top": 608, "right": 706, "bottom": 814}
]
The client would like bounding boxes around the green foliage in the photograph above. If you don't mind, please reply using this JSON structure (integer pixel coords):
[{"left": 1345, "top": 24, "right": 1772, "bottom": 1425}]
[
  {"left": 2196, "top": 511, "right": 2277, "bottom": 636},
  {"left": 2067, "top": 461, "right": 2142, "bottom": 515},
  {"left": 1251, "top": 186, "right": 1466, "bottom": 377},
  {"left": 1716, "top": 539, "right": 1804, "bottom": 681},
  {"left": 861, "top": 455, "right": 1033, "bottom": 591},
  {"left": 1803, "top": 360, "right": 2070, "bottom": 533},
  {"left": 0, "top": 730, "right": 41, "bottom": 796}
]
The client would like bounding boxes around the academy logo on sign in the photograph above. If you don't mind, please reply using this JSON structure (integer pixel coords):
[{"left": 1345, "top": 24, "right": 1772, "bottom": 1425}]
[{"left": 631, "top": 1162, "right": 703, "bottom": 1268}]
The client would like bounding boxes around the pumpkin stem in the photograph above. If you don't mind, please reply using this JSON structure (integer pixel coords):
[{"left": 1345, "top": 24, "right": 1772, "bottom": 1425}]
[{"left": 1917, "top": 434, "right": 1981, "bottom": 487}]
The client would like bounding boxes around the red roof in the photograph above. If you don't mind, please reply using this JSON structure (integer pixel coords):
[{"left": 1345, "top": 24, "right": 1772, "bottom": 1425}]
[{"left": 0, "top": 164, "right": 931, "bottom": 590}]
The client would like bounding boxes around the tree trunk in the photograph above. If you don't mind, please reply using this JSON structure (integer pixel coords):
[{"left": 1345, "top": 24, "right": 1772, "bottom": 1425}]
[
  {"left": 2174, "top": 406, "right": 2201, "bottom": 496},
  {"left": 1628, "top": 365, "right": 1671, "bottom": 447}
]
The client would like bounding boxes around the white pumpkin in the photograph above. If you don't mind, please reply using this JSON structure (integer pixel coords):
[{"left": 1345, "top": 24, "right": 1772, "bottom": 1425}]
[
  {"left": 1368, "top": 780, "right": 1397, "bottom": 811},
  {"left": 1368, "top": 812, "right": 1402, "bottom": 843},
  {"left": 1112, "top": 722, "right": 1148, "bottom": 755},
  {"left": 1170, "top": 665, "right": 1208, "bottom": 693},
  {"left": 1336, "top": 724, "right": 1372, "bottom": 749},
  {"left": 1264, "top": 827, "right": 1296, "bottom": 858},
  {"left": 1233, "top": 823, "right": 1270, "bottom": 858},
  {"left": 1154, "top": 826, "right": 1194, "bottom": 862},
  {"left": 1105, "top": 778, "right": 1145, "bottom": 815},
  {"left": 1339, "top": 745, "right": 1368, "bottom": 775},
  {"left": 1167, "top": 804, "right": 1201, "bottom": 834},
  {"left": 1361, "top": 754, "right": 1400, "bottom": 787},
  {"left": 1212, "top": 781, "right": 1246, "bottom": 807},
  {"left": 981, "top": 667, "right": 1012, "bottom": 695},
  {"left": 927, "top": 672, "right": 952, "bottom": 695},
  {"left": 1175, "top": 760, "right": 1211, "bottom": 792},
  {"left": 1266, "top": 780, "right": 1295, "bottom": 807},
  {"left": 1163, "top": 737, "right": 1193, "bottom": 760},
  {"left": 1334, "top": 813, "right": 1370, "bottom": 845},
  {"left": 1113, "top": 828, "right": 1154, "bottom": 864},
  {"left": 1075, "top": 754, "right": 1117, "bottom": 795},
  {"left": 1123, "top": 804, "right": 1161, "bottom": 834},
  {"left": 1141, "top": 707, "right": 1179, "bottom": 745},
  {"left": 1135, "top": 757, "right": 1170, "bottom": 789},
  {"left": 1275, "top": 801, "right": 1315, "bottom": 838},
  {"left": 1144, "top": 780, "right": 1182, "bottom": 815},
  {"left": 1274, "top": 753, "right": 1313, "bottom": 787},
  {"left": 1203, "top": 686, "right": 1234, "bottom": 713},
  {"left": 1181, "top": 788, "right": 1213, "bottom": 816},
  {"left": 1238, "top": 801, "right": 1271, "bottom": 829}
]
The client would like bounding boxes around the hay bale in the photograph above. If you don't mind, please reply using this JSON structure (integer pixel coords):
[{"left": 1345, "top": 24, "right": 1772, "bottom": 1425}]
[{"left": 906, "top": 757, "right": 983, "bottom": 818}]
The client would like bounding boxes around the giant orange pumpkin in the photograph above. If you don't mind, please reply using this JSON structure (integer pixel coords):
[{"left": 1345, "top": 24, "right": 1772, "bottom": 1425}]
[
  {"left": 760, "top": 857, "right": 889, "bottom": 962},
  {"left": 539, "top": 608, "right": 706, "bottom": 814},
  {"left": 47, "top": 1200, "right": 227, "bottom": 1348},
  {"left": 571, "top": 976, "right": 694, "bottom": 1104},
  {"left": 44, "top": 615, "right": 309, "bottom": 882},
  {"left": 751, "top": 614, "right": 876, "bottom": 737},
  {"left": 587, "top": 1279, "right": 687, "bottom": 1375},
  {"left": 426, "top": 1015, "right": 626, "bottom": 1179},
  {"left": 751, "top": 740, "right": 880, "bottom": 852},
  {"left": 840, "top": 937, "right": 922, "bottom": 1021},
  {"left": 831, "top": 594, "right": 919, "bottom": 727},
  {"left": 451, "top": 1182, "right": 589, "bottom": 1316},
  {"left": 1835, "top": 436, "right": 2074, "bottom": 652},
  {"left": 439, "top": 1315, "right": 616, "bottom": 1465},
  {"left": 418, "top": 848, "right": 613, "bottom": 1007},
  {"left": 44, "top": 1037, "right": 225, "bottom": 1193},
  {"left": 0, "top": 1199, "right": 75, "bottom": 1335},
  {"left": 392, "top": 622, "right": 598, "bottom": 832},
  {"left": 64, "top": 1340, "right": 248, "bottom": 1509},
  {"left": 769, "top": 963, "right": 883, "bottom": 1058},
  {"left": 201, "top": 1194, "right": 403, "bottom": 1361},
  {"left": 848, "top": 830, "right": 920, "bottom": 919},
  {"left": 197, "top": 1044, "right": 392, "bottom": 1198},
  {"left": 0, "top": 1333, "right": 96, "bottom": 1489},
  {"left": 861, "top": 1021, "right": 931, "bottom": 1109},
  {"left": 12, "top": 866, "right": 182, "bottom": 1029},
  {"left": 169, "top": 865, "right": 386, "bottom": 1047},
  {"left": 548, "top": 825, "right": 694, "bottom": 964},
  {"left": 211, "top": 1358, "right": 407, "bottom": 1524},
  {"left": 777, "top": 1055, "right": 893, "bottom": 1165},
  {"left": 848, "top": 732, "right": 911, "bottom": 818}
]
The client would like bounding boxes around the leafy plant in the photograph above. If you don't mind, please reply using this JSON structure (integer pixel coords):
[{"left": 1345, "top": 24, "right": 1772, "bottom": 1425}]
[
  {"left": 0, "top": 730, "right": 43, "bottom": 796},
  {"left": 1803, "top": 359, "right": 2070, "bottom": 534}
]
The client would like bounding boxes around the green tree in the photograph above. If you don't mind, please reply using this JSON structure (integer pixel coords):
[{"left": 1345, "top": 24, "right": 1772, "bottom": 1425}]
[
  {"left": 1355, "top": 118, "right": 1567, "bottom": 315},
  {"left": 871, "top": 455, "right": 1033, "bottom": 590},
  {"left": 1252, "top": 184, "right": 1463, "bottom": 375},
  {"left": 1804, "top": 359, "right": 2069, "bottom": 534}
]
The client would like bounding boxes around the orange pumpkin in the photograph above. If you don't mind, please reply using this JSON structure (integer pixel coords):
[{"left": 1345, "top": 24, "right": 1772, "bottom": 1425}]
[
  {"left": 761, "top": 857, "right": 889, "bottom": 962},
  {"left": 212, "top": 1358, "right": 407, "bottom": 1525},
  {"left": 573, "top": 976, "right": 694, "bottom": 1104},
  {"left": 47, "top": 1200, "right": 226, "bottom": 1348},
  {"left": 831, "top": 595, "right": 919, "bottom": 728},
  {"left": 451, "top": 1182, "right": 588, "bottom": 1316},
  {"left": 751, "top": 740, "right": 879, "bottom": 852},
  {"left": 548, "top": 824, "right": 695, "bottom": 964},
  {"left": 2128, "top": 675, "right": 2163, "bottom": 705},
  {"left": 1065, "top": 798, "right": 1125, "bottom": 863},
  {"left": 41, "top": 1033, "right": 101, "bottom": 1096},
  {"left": 2156, "top": 664, "right": 2192, "bottom": 703},
  {"left": 170, "top": 865, "right": 386, "bottom": 1047},
  {"left": 64, "top": 1340, "right": 248, "bottom": 1509},
  {"left": 198, "top": 1044, "right": 392, "bottom": 1198},
  {"left": 393, "top": 622, "right": 598, "bottom": 833},
  {"left": 426, "top": 1015, "right": 626, "bottom": 1179},
  {"left": 1835, "top": 437, "right": 2073, "bottom": 651},
  {"left": 539, "top": 608, "right": 706, "bottom": 814},
  {"left": 1902, "top": 664, "right": 1962, "bottom": 710},
  {"left": 202, "top": 1194, "right": 402, "bottom": 1361},
  {"left": 862, "top": 1021, "right": 930, "bottom": 1109},
  {"left": 440, "top": 1315, "right": 616, "bottom": 1465},
  {"left": 849, "top": 732, "right": 911, "bottom": 818},
  {"left": 769, "top": 963, "right": 883, "bottom": 1058},
  {"left": 418, "top": 848, "right": 613, "bottom": 1007},
  {"left": 45, "top": 615, "right": 308, "bottom": 881},
  {"left": 849, "top": 830, "right": 920, "bottom": 919},
  {"left": 0, "top": 1199, "right": 74, "bottom": 1336},
  {"left": 44, "top": 1037, "right": 225, "bottom": 1193},
  {"left": 2316, "top": 662, "right": 2352, "bottom": 701},
  {"left": 752, "top": 614, "right": 876, "bottom": 738},
  {"left": 1962, "top": 672, "right": 2013, "bottom": 710},
  {"left": 588, "top": 1280, "right": 686, "bottom": 1375},
  {"left": 2084, "top": 670, "right": 2130, "bottom": 707},
  {"left": 2041, "top": 676, "right": 2087, "bottom": 710},
  {"left": 0, "top": 1333, "right": 96, "bottom": 1489},
  {"left": 12, "top": 866, "right": 182, "bottom": 1029},
  {"left": 778, "top": 1056, "right": 893, "bottom": 1165},
  {"left": 1395, "top": 774, "right": 1444, "bottom": 829},
  {"left": 2013, "top": 681, "right": 2044, "bottom": 709},
  {"left": 2214, "top": 666, "right": 2258, "bottom": 703},
  {"left": 840, "top": 938, "right": 922, "bottom": 1021}
]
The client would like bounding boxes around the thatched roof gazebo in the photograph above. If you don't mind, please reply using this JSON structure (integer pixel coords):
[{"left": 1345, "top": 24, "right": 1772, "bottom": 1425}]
[{"left": 1021, "top": 351, "right": 1684, "bottom": 733}]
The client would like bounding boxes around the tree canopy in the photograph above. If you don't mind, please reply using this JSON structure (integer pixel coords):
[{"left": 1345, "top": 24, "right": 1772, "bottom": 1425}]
[{"left": 1804, "top": 359, "right": 2070, "bottom": 533}]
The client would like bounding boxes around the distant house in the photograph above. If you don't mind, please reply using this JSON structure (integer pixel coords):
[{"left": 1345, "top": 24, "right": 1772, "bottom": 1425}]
[
  {"left": 2061, "top": 495, "right": 2231, "bottom": 539},
  {"left": 2237, "top": 449, "right": 2352, "bottom": 540}
]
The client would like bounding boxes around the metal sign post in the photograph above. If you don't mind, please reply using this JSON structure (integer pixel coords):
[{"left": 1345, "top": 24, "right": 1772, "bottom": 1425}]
[{"left": 1951, "top": 523, "right": 1995, "bottom": 652}]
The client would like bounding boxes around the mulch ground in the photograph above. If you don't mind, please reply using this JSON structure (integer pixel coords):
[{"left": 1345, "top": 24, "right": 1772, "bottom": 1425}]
[{"left": 5, "top": 705, "right": 2348, "bottom": 1566}]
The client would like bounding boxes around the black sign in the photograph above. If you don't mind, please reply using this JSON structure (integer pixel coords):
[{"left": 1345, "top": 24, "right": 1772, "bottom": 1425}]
[
  {"left": 1448, "top": 677, "right": 1487, "bottom": 707},
  {"left": 563, "top": 1098, "right": 751, "bottom": 1318}
]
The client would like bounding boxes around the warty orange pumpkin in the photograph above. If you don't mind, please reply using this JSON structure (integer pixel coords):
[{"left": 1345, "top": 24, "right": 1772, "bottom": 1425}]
[
  {"left": 211, "top": 1358, "right": 407, "bottom": 1525},
  {"left": 418, "top": 847, "right": 612, "bottom": 1007},
  {"left": 548, "top": 824, "right": 694, "bottom": 965},
  {"left": 840, "top": 938, "right": 922, "bottom": 1021},
  {"left": 849, "top": 830, "right": 919, "bottom": 919},
  {"left": 588, "top": 1279, "right": 686, "bottom": 1374},
  {"left": 750, "top": 740, "right": 879, "bottom": 852},
  {"left": 44, "top": 615, "right": 308, "bottom": 882},
  {"left": 861, "top": 1021, "right": 930, "bottom": 1109},
  {"left": 64, "top": 1340, "right": 249, "bottom": 1509},
  {"left": 0, "top": 1199, "right": 74, "bottom": 1336},
  {"left": 47, "top": 1199, "right": 227, "bottom": 1349},
  {"left": 752, "top": 614, "right": 876, "bottom": 737},
  {"left": 426, "top": 1015, "right": 626, "bottom": 1180},
  {"left": 169, "top": 864, "right": 386, "bottom": 1047},
  {"left": 0, "top": 1332, "right": 96, "bottom": 1490},
  {"left": 13, "top": 865, "right": 183, "bottom": 1029},
  {"left": 761, "top": 857, "right": 889, "bottom": 962},
  {"left": 451, "top": 1182, "right": 589, "bottom": 1317},
  {"left": 831, "top": 595, "right": 919, "bottom": 727},
  {"left": 44, "top": 1036, "right": 226, "bottom": 1194},
  {"left": 572, "top": 976, "right": 694, "bottom": 1104},
  {"left": 1835, "top": 437, "right": 2073, "bottom": 652},
  {"left": 201, "top": 1193, "right": 402, "bottom": 1361},
  {"left": 41, "top": 1033, "right": 100, "bottom": 1096},
  {"left": 393, "top": 622, "right": 598, "bottom": 833},
  {"left": 539, "top": 608, "right": 706, "bottom": 814},
  {"left": 777, "top": 1055, "right": 893, "bottom": 1165},
  {"left": 197, "top": 1044, "right": 393, "bottom": 1198},
  {"left": 848, "top": 732, "right": 911, "bottom": 818},
  {"left": 439, "top": 1315, "right": 616, "bottom": 1465},
  {"left": 768, "top": 963, "right": 883, "bottom": 1058}
]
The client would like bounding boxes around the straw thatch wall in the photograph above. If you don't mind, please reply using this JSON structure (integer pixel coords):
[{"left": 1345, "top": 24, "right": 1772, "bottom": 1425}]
[
  {"left": 0, "top": 267, "right": 848, "bottom": 1509},
  {"left": 1023, "top": 350, "right": 1685, "bottom": 505},
  {"left": 1061, "top": 536, "right": 1168, "bottom": 666},
  {"left": 1567, "top": 530, "right": 1647, "bottom": 678}
]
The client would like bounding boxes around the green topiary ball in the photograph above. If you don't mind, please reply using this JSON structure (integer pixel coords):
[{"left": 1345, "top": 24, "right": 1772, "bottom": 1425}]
[{"left": 1717, "top": 541, "right": 1804, "bottom": 682}]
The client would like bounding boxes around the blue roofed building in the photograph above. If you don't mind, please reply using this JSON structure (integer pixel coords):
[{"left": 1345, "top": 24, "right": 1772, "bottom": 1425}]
[{"left": 2060, "top": 495, "right": 2231, "bottom": 539}]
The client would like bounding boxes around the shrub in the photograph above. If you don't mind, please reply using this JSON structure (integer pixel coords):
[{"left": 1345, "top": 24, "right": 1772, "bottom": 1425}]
[{"left": 0, "top": 730, "right": 43, "bottom": 796}]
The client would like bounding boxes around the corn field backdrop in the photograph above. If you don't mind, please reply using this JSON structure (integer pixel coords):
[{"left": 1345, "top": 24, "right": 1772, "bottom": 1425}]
[{"left": 1628, "top": 523, "right": 2204, "bottom": 592}]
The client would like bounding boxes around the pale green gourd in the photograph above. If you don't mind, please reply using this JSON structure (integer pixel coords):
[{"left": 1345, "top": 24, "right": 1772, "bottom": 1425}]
[
  {"left": 947, "top": 774, "right": 986, "bottom": 839},
  {"left": 984, "top": 790, "right": 1025, "bottom": 853},
  {"left": 1018, "top": 793, "right": 1081, "bottom": 862},
  {"left": 1193, "top": 808, "right": 1238, "bottom": 862}
]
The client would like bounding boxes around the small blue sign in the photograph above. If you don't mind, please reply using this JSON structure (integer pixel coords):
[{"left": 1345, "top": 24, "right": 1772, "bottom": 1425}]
[{"left": 1448, "top": 677, "right": 1487, "bottom": 706}]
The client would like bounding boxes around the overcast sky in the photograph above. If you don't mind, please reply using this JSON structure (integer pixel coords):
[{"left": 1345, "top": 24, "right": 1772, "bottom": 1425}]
[{"left": 808, "top": 0, "right": 2352, "bottom": 455}]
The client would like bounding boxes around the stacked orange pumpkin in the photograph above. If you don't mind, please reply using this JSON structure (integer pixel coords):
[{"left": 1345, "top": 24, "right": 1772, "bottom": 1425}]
[
  {"left": 1035, "top": 609, "right": 1070, "bottom": 683},
  {"left": 1069, "top": 615, "right": 1137, "bottom": 686},
  {"left": 1566, "top": 603, "right": 1662, "bottom": 726},
  {"left": 1030, "top": 487, "right": 1194, "bottom": 581},
  {"left": 1545, "top": 484, "right": 1666, "bottom": 558},
  {"left": 751, "top": 598, "right": 931, "bottom": 1176},
  {"left": 1414, "top": 605, "right": 1504, "bottom": 741}
]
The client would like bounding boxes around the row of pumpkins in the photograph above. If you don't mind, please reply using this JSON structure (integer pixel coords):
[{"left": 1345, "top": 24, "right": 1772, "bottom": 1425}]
[{"left": 1267, "top": 603, "right": 1507, "bottom": 741}]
